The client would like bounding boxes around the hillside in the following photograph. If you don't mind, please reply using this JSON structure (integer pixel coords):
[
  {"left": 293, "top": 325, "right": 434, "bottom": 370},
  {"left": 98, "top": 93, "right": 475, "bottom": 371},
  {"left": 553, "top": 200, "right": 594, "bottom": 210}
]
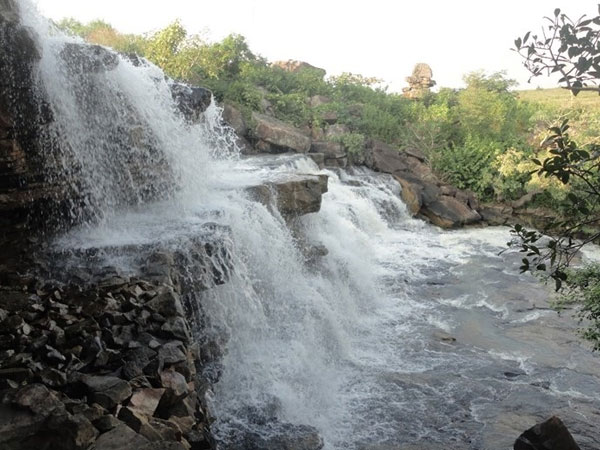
[{"left": 518, "top": 87, "right": 600, "bottom": 110}]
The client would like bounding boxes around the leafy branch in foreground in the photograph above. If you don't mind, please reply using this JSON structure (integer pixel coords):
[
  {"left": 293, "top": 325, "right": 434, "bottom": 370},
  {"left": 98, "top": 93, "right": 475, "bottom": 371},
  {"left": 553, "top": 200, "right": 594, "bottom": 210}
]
[
  {"left": 508, "top": 119, "right": 600, "bottom": 290},
  {"left": 513, "top": 5, "right": 600, "bottom": 94}
]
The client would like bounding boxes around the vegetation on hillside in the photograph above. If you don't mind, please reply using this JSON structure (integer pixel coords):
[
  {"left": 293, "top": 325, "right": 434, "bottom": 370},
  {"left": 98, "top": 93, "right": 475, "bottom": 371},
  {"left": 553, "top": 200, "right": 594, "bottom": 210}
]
[{"left": 57, "top": 17, "right": 599, "bottom": 211}]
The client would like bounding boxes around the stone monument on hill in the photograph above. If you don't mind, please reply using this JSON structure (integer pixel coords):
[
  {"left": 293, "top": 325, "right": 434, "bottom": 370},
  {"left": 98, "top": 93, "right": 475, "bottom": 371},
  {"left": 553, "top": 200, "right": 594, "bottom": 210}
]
[{"left": 402, "top": 63, "right": 436, "bottom": 98}]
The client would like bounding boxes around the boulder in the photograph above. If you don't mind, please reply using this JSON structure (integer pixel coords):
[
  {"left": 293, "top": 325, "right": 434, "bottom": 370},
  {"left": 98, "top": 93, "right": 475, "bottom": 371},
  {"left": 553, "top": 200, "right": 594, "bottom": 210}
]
[
  {"left": 252, "top": 113, "right": 311, "bottom": 153},
  {"left": 246, "top": 174, "right": 329, "bottom": 217},
  {"left": 480, "top": 203, "right": 513, "bottom": 225},
  {"left": 92, "top": 424, "right": 150, "bottom": 450},
  {"left": 514, "top": 416, "right": 580, "bottom": 450},
  {"left": 421, "top": 195, "right": 482, "bottom": 228},
  {"left": 310, "top": 141, "right": 345, "bottom": 159},
  {"left": 365, "top": 140, "right": 409, "bottom": 174},
  {"left": 222, "top": 103, "right": 248, "bottom": 136},
  {"left": 169, "top": 82, "right": 212, "bottom": 123},
  {"left": 393, "top": 176, "right": 422, "bottom": 216},
  {"left": 81, "top": 375, "right": 132, "bottom": 410},
  {"left": 129, "top": 388, "right": 165, "bottom": 418}
]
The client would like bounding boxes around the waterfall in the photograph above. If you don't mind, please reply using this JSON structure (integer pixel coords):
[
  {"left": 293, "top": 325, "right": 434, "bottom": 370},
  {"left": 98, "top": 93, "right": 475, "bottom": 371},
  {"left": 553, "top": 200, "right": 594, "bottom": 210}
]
[{"left": 12, "top": 2, "right": 600, "bottom": 449}]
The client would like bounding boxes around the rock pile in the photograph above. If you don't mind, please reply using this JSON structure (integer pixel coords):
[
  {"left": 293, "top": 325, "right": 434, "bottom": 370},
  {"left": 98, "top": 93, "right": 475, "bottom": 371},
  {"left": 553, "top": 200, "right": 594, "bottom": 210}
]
[
  {"left": 0, "top": 271, "right": 214, "bottom": 450},
  {"left": 402, "top": 63, "right": 436, "bottom": 99}
]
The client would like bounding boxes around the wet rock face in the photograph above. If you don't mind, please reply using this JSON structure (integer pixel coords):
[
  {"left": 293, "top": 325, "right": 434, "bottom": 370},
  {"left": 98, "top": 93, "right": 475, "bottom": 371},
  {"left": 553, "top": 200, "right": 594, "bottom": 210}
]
[
  {"left": 246, "top": 174, "right": 329, "bottom": 218},
  {"left": 514, "top": 416, "right": 581, "bottom": 450},
  {"left": 170, "top": 82, "right": 212, "bottom": 123},
  {"left": 0, "top": 4, "right": 69, "bottom": 263}
]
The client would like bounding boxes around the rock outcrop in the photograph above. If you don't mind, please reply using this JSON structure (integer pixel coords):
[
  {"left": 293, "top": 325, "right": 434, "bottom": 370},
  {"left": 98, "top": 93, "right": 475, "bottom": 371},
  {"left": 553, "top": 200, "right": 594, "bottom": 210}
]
[
  {"left": 252, "top": 112, "right": 311, "bottom": 153},
  {"left": 364, "top": 140, "right": 481, "bottom": 228},
  {"left": 402, "top": 63, "right": 436, "bottom": 99},
  {"left": 246, "top": 173, "right": 329, "bottom": 218}
]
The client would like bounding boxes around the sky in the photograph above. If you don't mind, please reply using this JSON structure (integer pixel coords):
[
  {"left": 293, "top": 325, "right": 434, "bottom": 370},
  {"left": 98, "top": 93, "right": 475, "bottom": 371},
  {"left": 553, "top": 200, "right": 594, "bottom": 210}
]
[{"left": 33, "top": 0, "right": 597, "bottom": 92}]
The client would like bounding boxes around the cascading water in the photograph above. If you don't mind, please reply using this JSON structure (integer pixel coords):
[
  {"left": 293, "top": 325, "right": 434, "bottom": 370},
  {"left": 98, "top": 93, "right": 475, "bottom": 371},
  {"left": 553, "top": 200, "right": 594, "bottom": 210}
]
[{"left": 15, "top": 2, "right": 600, "bottom": 449}]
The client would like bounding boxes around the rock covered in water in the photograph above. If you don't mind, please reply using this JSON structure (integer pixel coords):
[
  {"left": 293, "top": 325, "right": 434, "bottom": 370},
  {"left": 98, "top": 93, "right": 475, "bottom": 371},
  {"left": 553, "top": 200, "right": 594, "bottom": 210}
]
[
  {"left": 169, "top": 82, "right": 212, "bottom": 123},
  {"left": 59, "top": 43, "right": 119, "bottom": 74}
]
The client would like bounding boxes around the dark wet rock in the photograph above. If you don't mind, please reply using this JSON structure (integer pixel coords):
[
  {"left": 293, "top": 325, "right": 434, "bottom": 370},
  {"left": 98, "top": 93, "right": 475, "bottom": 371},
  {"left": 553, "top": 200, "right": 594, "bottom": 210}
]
[
  {"left": 514, "top": 416, "right": 580, "bottom": 450},
  {"left": 47, "top": 411, "right": 99, "bottom": 450},
  {"left": 122, "top": 346, "right": 157, "bottom": 380},
  {"left": 170, "top": 82, "right": 212, "bottom": 123},
  {"left": 159, "top": 341, "right": 187, "bottom": 365},
  {"left": 0, "top": 403, "right": 48, "bottom": 449},
  {"left": 60, "top": 43, "right": 119, "bottom": 74},
  {"left": 92, "top": 424, "right": 150, "bottom": 450},
  {"left": 146, "top": 289, "right": 185, "bottom": 317},
  {"left": 81, "top": 375, "right": 132, "bottom": 410},
  {"left": 93, "top": 414, "right": 120, "bottom": 433}
]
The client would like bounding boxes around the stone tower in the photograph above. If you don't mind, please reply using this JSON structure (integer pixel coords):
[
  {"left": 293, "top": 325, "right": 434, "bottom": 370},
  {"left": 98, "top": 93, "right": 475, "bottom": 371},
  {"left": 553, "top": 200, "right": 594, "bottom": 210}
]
[{"left": 402, "top": 63, "right": 436, "bottom": 99}]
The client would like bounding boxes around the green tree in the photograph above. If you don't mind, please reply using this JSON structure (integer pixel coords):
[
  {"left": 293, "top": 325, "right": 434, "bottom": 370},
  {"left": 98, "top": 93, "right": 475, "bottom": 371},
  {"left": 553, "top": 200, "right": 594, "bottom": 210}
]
[{"left": 510, "top": 4, "right": 600, "bottom": 348}]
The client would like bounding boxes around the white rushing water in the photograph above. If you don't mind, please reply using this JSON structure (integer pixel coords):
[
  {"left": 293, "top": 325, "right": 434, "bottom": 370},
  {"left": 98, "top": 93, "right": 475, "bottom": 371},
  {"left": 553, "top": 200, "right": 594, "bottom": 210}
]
[{"left": 19, "top": 2, "right": 600, "bottom": 449}]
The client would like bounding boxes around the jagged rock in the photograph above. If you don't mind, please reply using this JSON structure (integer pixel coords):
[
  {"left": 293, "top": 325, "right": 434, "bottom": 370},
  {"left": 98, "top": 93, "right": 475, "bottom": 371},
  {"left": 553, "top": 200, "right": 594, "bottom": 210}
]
[
  {"left": 129, "top": 388, "right": 165, "bottom": 418},
  {"left": 92, "top": 424, "right": 150, "bottom": 450},
  {"left": 12, "top": 383, "right": 64, "bottom": 416},
  {"left": 122, "top": 346, "right": 157, "bottom": 380},
  {"left": 60, "top": 43, "right": 119, "bottom": 74},
  {"left": 159, "top": 368, "right": 189, "bottom": 401},
  {"left": 82, "top": 375, "right": 132, "bottom": 410},
  {"left": 252, "top": 113, "right": 311, "bottom": 153},
  {"left": 170, "top": 83, "right": 212, "bottom": 123},
  {"left": 514, "top": 416, "right": 580, "bottom": 450},
  {"left": 161, "top": 317, "right": 192, "bottom": 343},
  {"left": 93, "top": 414, "right": 120, "bottom": 433},
  {"left": 47, "top": 411, "right": 99, "bottom": 450},
  {"left": 0, "top": 403, "right": 47, "bottom": 449},
  {"left": 159, "top": 341, "right": 187, "bottom": 365},
  {"left": 146, "top": 289, "right": 184, "bottom": 318}
]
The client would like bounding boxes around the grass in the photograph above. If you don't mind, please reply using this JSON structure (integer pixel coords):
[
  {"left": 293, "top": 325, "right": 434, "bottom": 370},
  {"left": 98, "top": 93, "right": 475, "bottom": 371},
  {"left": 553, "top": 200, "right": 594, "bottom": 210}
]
[{"left": 517, "top": 87, "right": 600, "bottom": 110}]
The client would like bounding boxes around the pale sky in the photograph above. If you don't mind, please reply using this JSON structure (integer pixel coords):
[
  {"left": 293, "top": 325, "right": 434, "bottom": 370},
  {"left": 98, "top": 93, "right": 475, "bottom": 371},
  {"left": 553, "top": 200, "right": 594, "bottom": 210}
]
[{"left": 33, "top": 0, "right": 597, "bottom": 92}]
